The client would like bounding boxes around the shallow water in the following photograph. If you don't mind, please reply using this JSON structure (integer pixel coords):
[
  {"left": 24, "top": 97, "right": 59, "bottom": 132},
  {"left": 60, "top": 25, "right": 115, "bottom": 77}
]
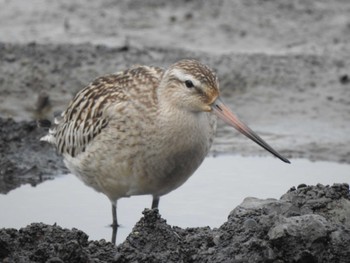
[{"left": 0, "top": 156, "right": 349, "bottom": 244}]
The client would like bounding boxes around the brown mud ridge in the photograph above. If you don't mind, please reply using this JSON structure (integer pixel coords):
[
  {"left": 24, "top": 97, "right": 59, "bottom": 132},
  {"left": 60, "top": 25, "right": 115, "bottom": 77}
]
[{"left": 1, "top": 183, "right": 349, "bottom": 262}]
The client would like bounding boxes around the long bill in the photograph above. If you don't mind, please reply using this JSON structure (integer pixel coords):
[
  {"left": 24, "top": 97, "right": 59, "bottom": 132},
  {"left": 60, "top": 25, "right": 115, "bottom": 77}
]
[{"left": 212, "top": 97, "right": 290, "bottom": 164}]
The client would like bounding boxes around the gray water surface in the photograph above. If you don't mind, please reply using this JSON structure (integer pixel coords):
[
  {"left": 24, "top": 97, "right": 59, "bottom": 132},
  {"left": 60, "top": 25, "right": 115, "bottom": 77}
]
[{"left": 0, "top": 156, "right": 349, "bottom": 243}]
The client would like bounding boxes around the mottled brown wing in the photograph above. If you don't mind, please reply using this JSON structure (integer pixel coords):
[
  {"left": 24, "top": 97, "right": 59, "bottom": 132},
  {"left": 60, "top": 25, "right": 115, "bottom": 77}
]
[{"left": 55, "top": 65, "right": 164, "bottom": 157}]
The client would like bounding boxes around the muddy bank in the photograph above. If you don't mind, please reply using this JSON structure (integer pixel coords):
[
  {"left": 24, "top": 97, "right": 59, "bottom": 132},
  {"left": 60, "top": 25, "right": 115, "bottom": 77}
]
[
  {"left": 1, "top": 0, "right": 350, "bottom": 55},
  {"left": 0, "top": 118, "right": 67, "bottom": 194},
  {"left": 1, "top": 183, "right": 349, "bottom": 262}
]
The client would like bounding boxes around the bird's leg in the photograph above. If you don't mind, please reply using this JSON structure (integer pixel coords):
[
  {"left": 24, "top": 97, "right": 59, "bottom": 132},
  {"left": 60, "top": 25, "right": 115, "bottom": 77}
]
[
  {"left": 111, "top": 202, "right": 118, "bottom": 227},
  {"left": 111, "top": 201, "right": 118, "bottom": 245},
  {"left": 151, "top": 196, "right": 160, "bottom": 209},
  {"left": 111, "top": 223, "right": 118, "bottom": 245}
]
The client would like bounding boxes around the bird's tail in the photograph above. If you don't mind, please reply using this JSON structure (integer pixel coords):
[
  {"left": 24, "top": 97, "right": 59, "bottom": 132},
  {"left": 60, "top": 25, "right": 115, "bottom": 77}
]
[{"left": 37, "top": 112, "right": 62, "bottom": 145}]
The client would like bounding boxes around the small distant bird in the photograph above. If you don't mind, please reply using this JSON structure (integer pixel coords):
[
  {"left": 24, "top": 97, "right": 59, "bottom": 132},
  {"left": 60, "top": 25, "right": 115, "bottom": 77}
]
[{"left": 39, "top": 59, "right": 289, "bottom": 242}]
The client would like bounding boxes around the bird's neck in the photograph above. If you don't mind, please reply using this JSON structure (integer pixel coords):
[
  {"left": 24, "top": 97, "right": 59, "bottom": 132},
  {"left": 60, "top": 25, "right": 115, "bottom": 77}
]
[
  {"left": 157, "top": 99, "right": 214, "bottom": 144},
  {"left": 155, "top": 80, "right": 216, "bottom": 150}
]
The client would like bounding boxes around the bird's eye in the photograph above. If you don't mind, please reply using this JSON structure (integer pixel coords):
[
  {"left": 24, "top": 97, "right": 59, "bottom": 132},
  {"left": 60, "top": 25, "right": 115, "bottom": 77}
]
[{"left": 185, "top": 80, "right": 194, "bottom": 88}]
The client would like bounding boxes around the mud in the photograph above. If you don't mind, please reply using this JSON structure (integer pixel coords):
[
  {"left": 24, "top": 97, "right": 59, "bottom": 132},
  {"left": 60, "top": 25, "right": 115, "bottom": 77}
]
[
  {"left": 1, "top": 184, "right": 349, "bottom": 262},
  {"left": 1, "top": 0, "right": 350, "bottom": 261},
  {"left": 0, "top": 117, "right": 67, "bottom": 194}
]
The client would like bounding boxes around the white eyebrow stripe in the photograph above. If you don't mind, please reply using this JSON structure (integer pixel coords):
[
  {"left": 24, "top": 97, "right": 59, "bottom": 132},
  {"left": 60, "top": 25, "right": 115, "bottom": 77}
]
[{"left": 171, "top": 69, "right": 201, "bottom": 87}]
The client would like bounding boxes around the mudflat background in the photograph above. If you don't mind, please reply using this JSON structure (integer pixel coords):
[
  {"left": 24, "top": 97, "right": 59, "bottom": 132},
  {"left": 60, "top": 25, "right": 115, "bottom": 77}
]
[{"left": 1, "top": 0, "right": 350, "bottom": 162}]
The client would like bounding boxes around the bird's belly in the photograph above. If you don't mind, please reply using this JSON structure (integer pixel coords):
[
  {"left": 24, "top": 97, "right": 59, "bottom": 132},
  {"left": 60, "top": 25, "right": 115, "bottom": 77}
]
[
  {"left": 127, "top": 114, "right": 215, "bottom": 197},
  {"left": 63, "top": 112, "right": 216, "bottom": 202},
  {"left": 63, "top": 143, "right": 207, "bottom": 201},
  {"left": 128, "top": 144, "right": 208, "bottom": 197},
  {"left": 64, "top": 150, "right": 137, "bottom": 201}
]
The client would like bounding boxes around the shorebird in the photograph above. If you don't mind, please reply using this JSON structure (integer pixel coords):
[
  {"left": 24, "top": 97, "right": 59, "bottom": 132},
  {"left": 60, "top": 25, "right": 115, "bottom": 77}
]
[{"left": 39, "top": 59, "right": 290, "bottom": 242}]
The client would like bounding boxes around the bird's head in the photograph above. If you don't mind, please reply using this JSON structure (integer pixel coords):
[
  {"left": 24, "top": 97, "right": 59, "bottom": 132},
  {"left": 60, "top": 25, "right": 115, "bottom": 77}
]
[
  {"left": 160, "top": 59, "right": 219, "bottom": 112},
  {"left": 160, "top": 59, "right": 290, "bottom": 163}
]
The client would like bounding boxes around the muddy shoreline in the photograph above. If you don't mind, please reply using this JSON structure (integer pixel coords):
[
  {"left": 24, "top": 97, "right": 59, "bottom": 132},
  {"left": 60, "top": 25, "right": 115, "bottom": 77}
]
[
  {"left": 1, "top": 184, "right": 350, "bottom": 262},
  {"left": 1, "top": 0, "right": 350, "bottom": 262}
]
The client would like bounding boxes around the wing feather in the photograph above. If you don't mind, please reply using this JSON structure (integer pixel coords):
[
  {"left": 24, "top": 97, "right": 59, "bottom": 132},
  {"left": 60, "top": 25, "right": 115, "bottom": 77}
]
[{"left": 49, "top": 65, "right": 163, "bottom": 157}]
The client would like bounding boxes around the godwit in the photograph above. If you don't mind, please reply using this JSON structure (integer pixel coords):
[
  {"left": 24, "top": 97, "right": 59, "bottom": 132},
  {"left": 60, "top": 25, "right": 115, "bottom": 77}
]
[{"left": 40, "top": 59, "right": 289, "bottom": 242}]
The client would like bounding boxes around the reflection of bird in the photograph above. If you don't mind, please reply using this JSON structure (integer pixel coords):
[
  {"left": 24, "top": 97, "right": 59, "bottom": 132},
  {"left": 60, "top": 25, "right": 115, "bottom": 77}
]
[{"left": 39, "top": 59, "right": 290, "bottom": 242}]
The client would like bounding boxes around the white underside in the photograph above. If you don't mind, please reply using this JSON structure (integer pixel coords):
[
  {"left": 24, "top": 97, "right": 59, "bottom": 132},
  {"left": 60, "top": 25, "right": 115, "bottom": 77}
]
[{"left": 63, "top": 111, "right": 216, "bottom": 203}]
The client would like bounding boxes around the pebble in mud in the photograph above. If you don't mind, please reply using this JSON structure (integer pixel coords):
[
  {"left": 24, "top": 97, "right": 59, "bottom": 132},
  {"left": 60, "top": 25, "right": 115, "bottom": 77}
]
[
  {"left": 339, "top": 74, "right": 350, "bottom": 84},
  {"left": 243, "top": 218, "right": 257, "bottom": 230}
]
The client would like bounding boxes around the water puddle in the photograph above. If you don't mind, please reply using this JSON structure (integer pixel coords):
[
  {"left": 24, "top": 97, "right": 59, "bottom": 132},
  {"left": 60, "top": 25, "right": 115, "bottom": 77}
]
[{"left": 0, "top": 156, "right": 349, "bottom": 244}]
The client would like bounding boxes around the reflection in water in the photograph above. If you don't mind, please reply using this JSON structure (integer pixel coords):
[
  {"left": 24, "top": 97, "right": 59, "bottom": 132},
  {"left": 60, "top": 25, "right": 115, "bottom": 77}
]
[
  {"left": 112, "top": 224, "right": 118, "bottom": 244},
  {"left": 0, "top": 156, "right": 349, "bottom": 243}
]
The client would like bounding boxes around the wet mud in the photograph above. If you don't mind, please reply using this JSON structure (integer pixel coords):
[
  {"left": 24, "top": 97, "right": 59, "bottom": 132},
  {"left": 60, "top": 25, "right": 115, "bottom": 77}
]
[
  {"left": 0, "top": 118, "right": 67, "bottom": 194},
  {"left": 1, "top": 184, "right": 350, "bottom": 262}
]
